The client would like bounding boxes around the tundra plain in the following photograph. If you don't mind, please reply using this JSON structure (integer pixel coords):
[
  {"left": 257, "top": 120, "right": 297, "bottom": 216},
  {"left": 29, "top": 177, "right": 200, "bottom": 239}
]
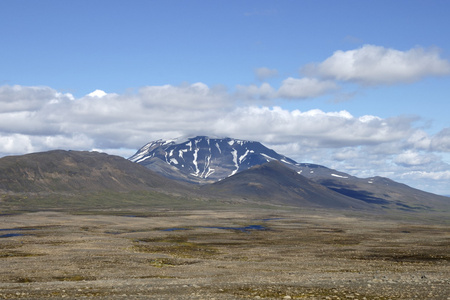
[{"left": 0, "top": 209, "right": 449, "bottom": 299}]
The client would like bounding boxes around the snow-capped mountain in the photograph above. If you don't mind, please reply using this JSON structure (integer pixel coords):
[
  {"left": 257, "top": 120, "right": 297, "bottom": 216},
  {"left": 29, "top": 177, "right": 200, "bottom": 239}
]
[
  {"left": 129, "top": 136, "right": 450, "bottom": 210},
  {"left": 129, "top": 136, "right": 298, "bottom": 183}
]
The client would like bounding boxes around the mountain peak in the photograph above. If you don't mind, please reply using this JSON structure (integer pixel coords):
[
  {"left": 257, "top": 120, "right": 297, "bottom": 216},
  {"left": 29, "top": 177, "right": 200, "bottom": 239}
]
[{"left": 129, "top": 136, "right": 297, "bottom": 183}]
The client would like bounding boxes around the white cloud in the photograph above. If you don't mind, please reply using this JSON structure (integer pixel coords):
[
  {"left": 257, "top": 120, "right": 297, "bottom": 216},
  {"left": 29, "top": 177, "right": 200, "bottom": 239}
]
[
  {"left": 303, "top": 45, "right": 450, "bottom": 85},
  {"left": 87, "top": 89, "right": 108, "bottom": 98},
  {"left": 406, "top": 129, "right": 432, "bottom": 150},
  {"left": 255, "top": 67, "right": 279, "bottom": 81},
  {"left": 0, "top": 85, "right": 73, "bottom": 113},
  {"left": 235, "top": 83, "right": 276, "bottom": 101},
  {"left": 394, "top": 150, "right": 435, "bottom": 166},
  {"left": 0, "top": 84, "right": 435, "bottom": 155},
  {"left": 401, "top": 170, "right": 450, "bottom": 181},
  {"left": 236, "top": 78, "right": 339, "bottom": 101},
  {"left": 213, "top": 106, "right": 414, "bottom": 148},
  {"left": 277, "top": 77, "right": 339, "bottom": 99},
  {"left": 0, "top": 134, "right": 34, "bottom": 155},
  {"left": 431, "top": 128, "right": 450, "bottom": 152}
]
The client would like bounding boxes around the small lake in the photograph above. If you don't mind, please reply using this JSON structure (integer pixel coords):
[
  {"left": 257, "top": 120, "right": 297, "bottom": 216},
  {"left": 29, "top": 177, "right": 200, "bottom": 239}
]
[
  {"left": 0, "top": 228, "right": 35, "bottom": 238},
  {"left": 0, "top": 233, "right": 26, "bottom": 238},
  {"left": 202, "top": 225, "right": 269, "bottom": 233}
]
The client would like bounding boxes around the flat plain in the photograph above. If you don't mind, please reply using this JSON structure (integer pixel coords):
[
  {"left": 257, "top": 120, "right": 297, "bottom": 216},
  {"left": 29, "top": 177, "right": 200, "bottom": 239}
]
[{"left": 0, "top": 208, "right": 449, "bottom": 299}]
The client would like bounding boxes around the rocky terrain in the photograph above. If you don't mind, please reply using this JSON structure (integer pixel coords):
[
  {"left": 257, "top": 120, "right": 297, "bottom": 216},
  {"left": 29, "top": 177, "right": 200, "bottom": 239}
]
[{"left": 0, "top": 209, "right": 449, "bottom": 299}]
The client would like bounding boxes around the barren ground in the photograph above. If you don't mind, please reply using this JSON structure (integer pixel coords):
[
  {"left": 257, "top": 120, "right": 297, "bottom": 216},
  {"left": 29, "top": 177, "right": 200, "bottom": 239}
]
[{"left": 0, "top": 209, "right": 449, "bottom": 299}]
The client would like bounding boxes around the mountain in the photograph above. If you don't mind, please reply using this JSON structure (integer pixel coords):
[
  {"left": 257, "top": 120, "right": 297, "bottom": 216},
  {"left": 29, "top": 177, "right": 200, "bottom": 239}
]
[
  {"left": 131, "top": 136, "right": 450, "bottom": 211},
  {"left": 0, "top": 140, "right": 447, "bottom": 213},
  {"left": 129, "top": 136, "right": 297, "bottom": 184},
  {"left": 0, "top": 150, "right": 190, "bottom": 193},
  {"left": 128, "top": 136, "right": 364, "bottom": 185},
  {"left": 201, "top": 161, "right": 372, "bottom": 210}
]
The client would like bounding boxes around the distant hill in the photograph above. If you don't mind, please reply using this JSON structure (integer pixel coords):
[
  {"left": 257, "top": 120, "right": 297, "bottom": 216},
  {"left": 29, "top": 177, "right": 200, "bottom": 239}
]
[{"left": 0, "top": 150, "right": 190, "bottom": 193}]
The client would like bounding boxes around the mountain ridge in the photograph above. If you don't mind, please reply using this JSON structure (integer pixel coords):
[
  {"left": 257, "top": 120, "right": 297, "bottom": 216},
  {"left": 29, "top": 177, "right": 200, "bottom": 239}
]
[
  {"left": 0, "top": 150, "right": 191, "bottom": 194},
  {"left": 130, "top": 136, "right": 450, "bottom": 211},
  {"left": 0, "top": 137, "right": 448, "bottom": 213}
]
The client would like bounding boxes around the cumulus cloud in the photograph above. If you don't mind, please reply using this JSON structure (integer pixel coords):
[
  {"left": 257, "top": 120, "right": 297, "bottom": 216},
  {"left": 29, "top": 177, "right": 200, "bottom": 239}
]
[
  {"left": 87, "top": 89, "right": 108, "bottom": 98},
  {"left": 212, "top": 106, "right": 416, "bottom": 148},
  {"left": 402, "top": 170, "right": 450, "bottom": 180},
  {"left": 236, "top": 45, "right": 450, "bottom": 102},
  {"left": 394, "top": 150, "right": 435, "bottom": 167},
  {"left": 303, "top": 45, "right": 450, "bottom": 85},
  {"left": 0, "top": 84, "right": 441, "bottom": 156},
  {"left": 236, "top": 78, "right": 339, "bottom": 101},
  {"left": 431, "top": 128, "right": 450, "bottom": 152},
  {"left": 255, "top": 67, "right": 279, "bottom": 81},
  {"left": 277, "top": 77, "right": 339, "bottom": 99},
  {"left": 0, "top": 134, "right": 34, "bottom": 154},
  {"left": 0, "top": 83, "right": 235, "bottom": 156},
  {"left": 235, "top": 83, "right": 276, "bottom": 101},
  {"left": 0, "top": 85, "right": 73, "bottom": 113}
]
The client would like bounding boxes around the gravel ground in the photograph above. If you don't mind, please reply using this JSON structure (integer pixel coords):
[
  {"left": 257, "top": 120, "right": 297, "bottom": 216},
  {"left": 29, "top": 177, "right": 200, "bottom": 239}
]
[{"left": 0, "top": 210, "right": 449, "bottom": 299}]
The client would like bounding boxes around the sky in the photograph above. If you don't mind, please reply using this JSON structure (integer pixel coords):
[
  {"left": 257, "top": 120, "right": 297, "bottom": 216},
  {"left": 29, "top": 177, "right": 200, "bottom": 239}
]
[{"left": 1, "top": 0, "right": 450, "bottom": 195}]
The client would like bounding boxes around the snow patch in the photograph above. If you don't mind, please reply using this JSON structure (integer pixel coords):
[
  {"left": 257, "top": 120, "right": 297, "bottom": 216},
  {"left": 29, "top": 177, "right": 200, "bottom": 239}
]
[
  {"left": 170, "top": 158, "right": 178, "bottom": 165},
  {"left": 163, "top": 139, "right": 176, "bottom": 146},
  {"left": 205, "top": 168, "right": 215, "bottom": 178},
  {"left": 229, "top": 149, "right": 239, "bottom": 176},
  {"left": 135, "top": 156, "right": 148, "bottom": 163},
  {"left": 203, "top": 155, "right": 215, "bottom": 178},
  {"left": 179, "top": 149, "right": 187, "bottom": 158},
  {"left": 191, "top": 148, "right": 200, "bottom": 176},
  {"left": 331, "top": 173, "right": 348, "bottom": 179},
  {"left": 261, "top": 153, "right": 276, "bottom": 161},
  {"left": 281, "top": 159, "right": 293, "bottom": 165},
  {"left": 215, "top": 143, "right": 221, "bottom": 154},
  {"left": 239, "top": 149, "right": 250, "bottom": 164}
]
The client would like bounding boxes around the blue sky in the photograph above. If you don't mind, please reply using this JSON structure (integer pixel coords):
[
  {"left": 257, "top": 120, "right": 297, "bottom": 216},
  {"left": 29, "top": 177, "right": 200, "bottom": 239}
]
[{"left": 1, "top": 1, "right": 450, "bottom": 195}]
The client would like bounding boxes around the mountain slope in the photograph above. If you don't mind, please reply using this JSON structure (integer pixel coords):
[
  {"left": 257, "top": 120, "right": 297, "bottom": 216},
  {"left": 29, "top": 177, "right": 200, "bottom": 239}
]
[
  {"left": 201, "top": 161, "right": 372, "bottom": 209},
  {"left": 129, "top": 136, "right": 297, "bottom": 183},
  {"left": 0, "top": 150, "right": 191, "bottom": 193},
  {"left": 316, "top": 175, "right": 450, "bottom": 211}
]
